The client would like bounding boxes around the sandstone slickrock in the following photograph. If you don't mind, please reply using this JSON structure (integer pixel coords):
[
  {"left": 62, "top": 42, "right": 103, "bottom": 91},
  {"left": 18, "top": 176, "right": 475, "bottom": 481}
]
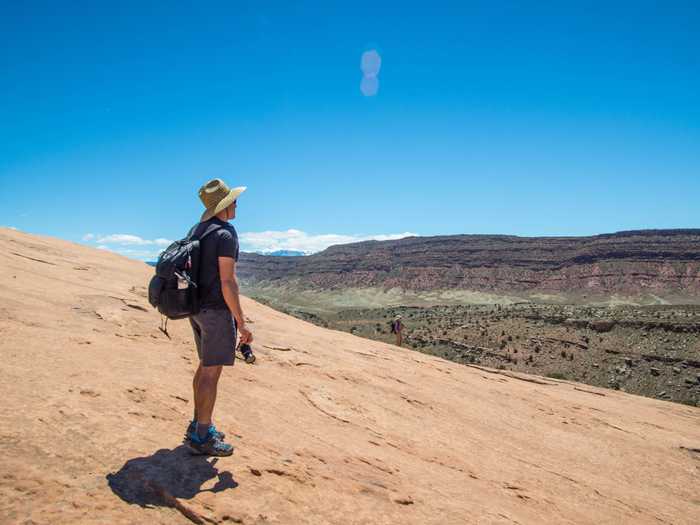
[{"left": 1, "top": 227, "right": 699, "bottom": 525}]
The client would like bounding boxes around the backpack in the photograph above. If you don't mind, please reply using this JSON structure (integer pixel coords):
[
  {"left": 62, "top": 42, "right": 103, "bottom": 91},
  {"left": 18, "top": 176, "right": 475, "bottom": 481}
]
[
  {"left": 148, "top": 222, "right": 221, "bottom": 321},
  {"left": 389, "top": 320, "right": 396, "bottom": 334}
]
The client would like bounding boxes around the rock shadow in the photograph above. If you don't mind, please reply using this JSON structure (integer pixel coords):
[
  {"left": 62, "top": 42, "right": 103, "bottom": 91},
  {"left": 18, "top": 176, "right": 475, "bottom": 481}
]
[{"left": 107, "top": 445, "right": 238, "bottom": 509}]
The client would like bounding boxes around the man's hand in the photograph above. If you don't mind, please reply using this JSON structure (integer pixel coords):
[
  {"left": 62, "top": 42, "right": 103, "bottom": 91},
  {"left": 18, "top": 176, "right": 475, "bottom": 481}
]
[{"left": 239, "top": 324, "right": 253, "bottom": 345}]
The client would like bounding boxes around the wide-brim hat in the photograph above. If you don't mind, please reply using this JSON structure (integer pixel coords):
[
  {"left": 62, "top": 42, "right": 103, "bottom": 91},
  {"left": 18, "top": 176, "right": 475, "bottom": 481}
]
[{"left": 199, "top": 178, "right": 246, "bottom": 222}]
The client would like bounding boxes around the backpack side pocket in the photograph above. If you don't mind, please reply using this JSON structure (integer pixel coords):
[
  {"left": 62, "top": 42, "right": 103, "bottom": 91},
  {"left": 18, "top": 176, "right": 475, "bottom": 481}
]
[{"left": 148, "top": 275, "right": 165, "bottom": 308}]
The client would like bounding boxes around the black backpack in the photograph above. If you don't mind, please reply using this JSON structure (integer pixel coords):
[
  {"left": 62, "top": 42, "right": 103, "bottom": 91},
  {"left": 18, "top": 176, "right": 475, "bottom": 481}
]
[{"left": 148, "top": 222, "right": 221, "bottom": 321}]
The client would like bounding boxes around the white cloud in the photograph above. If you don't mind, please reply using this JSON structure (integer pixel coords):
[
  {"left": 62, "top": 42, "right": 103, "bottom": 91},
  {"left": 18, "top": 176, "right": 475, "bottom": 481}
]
[
  {"left": 84, "top": 233, "right": 173, "bottom": 246},
  {"left": 4, "top": 226, "right": 19, "bottom": 231},
  {"left": 117, "top": 248, "right": 166, "bottom": 259},
  {"left": 83, "top": 229, "right": 416, "bottom": 261},
  {"left": 97, "top": 234, "right": 150, "bottom": 245},
  {"left": 239, "top": 229, "right": 416, "bottom": 254},
  {"left": 82, "top": 232, "right": 173, "bottom": 261},
  {"left": 94, "top": 244, "right": 164, "bottom": 261},
  {"left": 96, "top": 234, "right": 146, "bottom": 245}
]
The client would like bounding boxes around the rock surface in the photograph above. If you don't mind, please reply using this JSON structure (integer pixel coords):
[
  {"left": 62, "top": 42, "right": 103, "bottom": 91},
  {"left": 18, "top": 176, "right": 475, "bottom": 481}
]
[{"left": 1, "top": 227, "right": 699, "bottom": 524}]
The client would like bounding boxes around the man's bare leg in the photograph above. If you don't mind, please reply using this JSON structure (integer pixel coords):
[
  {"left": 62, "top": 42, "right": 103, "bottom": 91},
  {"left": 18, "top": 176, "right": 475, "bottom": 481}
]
[
  {"left": 195, "top": 365, "right": 223, "bottom": 438},
  {"left": 192, "top": 363, "right": 202, "bottom": 421}
]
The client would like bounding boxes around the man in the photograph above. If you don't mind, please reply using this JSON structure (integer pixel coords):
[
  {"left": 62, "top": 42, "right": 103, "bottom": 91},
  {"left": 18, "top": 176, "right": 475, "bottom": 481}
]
[
  {"left": 186, "top": 178, "right": 253, "bottom": 456},
  {"left": 392, "top": 315, "right": 403, "bottom": 347}
]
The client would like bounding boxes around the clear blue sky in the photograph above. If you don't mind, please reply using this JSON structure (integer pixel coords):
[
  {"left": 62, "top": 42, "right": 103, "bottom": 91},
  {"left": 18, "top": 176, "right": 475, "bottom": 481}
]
[{"left": 1, "top": 1, "right": 698, "bottom": 259}]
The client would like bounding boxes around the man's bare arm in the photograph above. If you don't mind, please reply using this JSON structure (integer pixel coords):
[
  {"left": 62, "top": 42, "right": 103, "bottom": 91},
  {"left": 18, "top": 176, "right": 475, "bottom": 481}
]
[{"left": 219, "top": 256, "right": 253, "bottom": 343}]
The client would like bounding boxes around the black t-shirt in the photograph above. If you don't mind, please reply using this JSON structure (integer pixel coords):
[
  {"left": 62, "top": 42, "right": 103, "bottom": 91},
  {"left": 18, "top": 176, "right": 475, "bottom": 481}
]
[{"left": 196, "top": 218, "right": 239, "bottom": 310}]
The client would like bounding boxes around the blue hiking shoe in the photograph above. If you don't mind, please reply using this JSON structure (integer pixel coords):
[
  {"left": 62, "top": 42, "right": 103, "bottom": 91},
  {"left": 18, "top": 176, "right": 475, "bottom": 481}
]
[
  {"left": 187, "top": 428, "right": 234, "bottom": 457},
  {"left": 184, "top": 420, "right": 225, "bottom": 443}
]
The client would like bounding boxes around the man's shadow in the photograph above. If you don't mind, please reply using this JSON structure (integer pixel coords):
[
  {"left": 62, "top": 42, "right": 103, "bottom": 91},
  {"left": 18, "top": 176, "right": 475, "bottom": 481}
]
[{"left": 106, "top": 445, "right": 238, "bottom": 509}]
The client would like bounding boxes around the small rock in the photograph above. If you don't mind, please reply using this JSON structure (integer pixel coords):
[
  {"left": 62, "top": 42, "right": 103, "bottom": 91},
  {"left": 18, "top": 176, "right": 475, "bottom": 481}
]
[
  {"left": 79, "top": 389, "right": 100, "bottom": 397},
  {"left": 673, "top": 367, "right": 681, "bottom": 374},
  {"left": 589, "top": 320, "right": 616, "bottom": 333},
  {"left": 650, "top": 368, "right": 660, "bottom": 376}
]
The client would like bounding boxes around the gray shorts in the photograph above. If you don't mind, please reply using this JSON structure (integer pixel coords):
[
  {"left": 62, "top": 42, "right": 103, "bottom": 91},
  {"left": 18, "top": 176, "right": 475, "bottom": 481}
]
[{"left": 189, "top": 308, "right": 237, "bottom": 366}]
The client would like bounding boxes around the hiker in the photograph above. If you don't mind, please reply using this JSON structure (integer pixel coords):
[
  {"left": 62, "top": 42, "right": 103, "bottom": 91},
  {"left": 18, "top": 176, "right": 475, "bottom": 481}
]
[
  {"left": 391, "top": 315, "right": 404, "bottom": 346},
  {"left": 185, "top": 178, "right": 253, "bottom": 456}
]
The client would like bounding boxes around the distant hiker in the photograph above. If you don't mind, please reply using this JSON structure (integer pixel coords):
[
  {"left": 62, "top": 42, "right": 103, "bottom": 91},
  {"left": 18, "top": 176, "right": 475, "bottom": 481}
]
[
  {"left": 390, "top": 315, "right": 404, "bottom": 346},
  {"left": 185, "top": 178, "right": 253, "bottom": 456}
]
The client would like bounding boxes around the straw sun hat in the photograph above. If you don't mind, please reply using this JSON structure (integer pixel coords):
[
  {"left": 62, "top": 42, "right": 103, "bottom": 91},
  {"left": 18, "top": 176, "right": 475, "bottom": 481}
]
[{"left": 198, "top": 178, "right": 247, "bottom": 222}]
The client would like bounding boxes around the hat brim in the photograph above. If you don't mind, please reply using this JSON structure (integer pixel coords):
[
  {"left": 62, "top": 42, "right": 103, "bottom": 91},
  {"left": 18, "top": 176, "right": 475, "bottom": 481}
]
[{"left": 200, "top": 186, "right": 246, "bottom": 222}]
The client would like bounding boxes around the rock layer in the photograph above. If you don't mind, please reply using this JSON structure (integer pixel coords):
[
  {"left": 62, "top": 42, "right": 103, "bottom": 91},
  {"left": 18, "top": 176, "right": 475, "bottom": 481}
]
[{"left": 238, "top": 229, "right": 700, "bottom": 301}]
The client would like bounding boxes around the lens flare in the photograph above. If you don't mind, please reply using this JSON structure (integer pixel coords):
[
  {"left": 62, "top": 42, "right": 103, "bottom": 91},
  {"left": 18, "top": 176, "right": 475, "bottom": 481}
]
[
  {"left": 361, "top": 50, "right": 382, "bottom": 77},
  {"left": 360, "top": 75, "right": 379, "bottom": 97},
  {"left": 360, "top": 49, "right": 382, "bottom": 97}
]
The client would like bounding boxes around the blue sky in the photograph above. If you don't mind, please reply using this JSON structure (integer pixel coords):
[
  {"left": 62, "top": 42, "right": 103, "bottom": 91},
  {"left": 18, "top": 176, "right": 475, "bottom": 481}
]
[{"left": 1, "top": 1, "right": 698, "bottom": 260}]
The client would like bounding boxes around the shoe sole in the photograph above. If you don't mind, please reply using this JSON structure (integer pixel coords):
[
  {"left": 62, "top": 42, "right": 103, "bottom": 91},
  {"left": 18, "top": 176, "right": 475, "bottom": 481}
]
[{"left": 187, "top": 442, "right": 234, "bottom": 457}]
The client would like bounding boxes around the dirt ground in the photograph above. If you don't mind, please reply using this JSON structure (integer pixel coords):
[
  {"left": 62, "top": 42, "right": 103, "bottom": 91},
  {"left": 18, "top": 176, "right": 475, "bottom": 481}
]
[{"left": 279, "top": 303, "right": 700, "bottom": 407}]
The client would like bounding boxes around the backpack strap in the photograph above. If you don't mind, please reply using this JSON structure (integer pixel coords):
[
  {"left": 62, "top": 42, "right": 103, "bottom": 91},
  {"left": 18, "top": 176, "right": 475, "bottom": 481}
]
[
  {"left": 159, "top": 315, "right": 171, "bottom": 339},
  {"left": 186, "top": 222, "right": 222, "bottom": 241},
  {"left": 199, "top": 223, "right": 222, "bottom": 241}
]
